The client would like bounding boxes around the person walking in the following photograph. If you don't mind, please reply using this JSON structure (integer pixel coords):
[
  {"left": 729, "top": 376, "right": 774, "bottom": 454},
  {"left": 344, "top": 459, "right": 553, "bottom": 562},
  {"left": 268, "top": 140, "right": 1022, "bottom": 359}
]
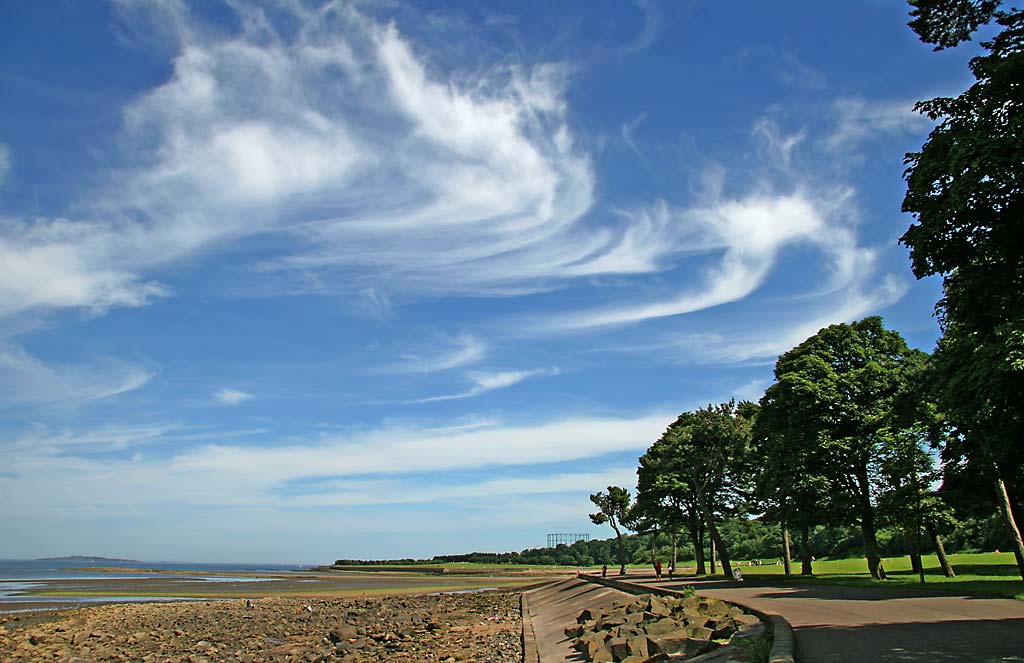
[{"left": 654, "top": 560, "right": 662, "bottom": 579}]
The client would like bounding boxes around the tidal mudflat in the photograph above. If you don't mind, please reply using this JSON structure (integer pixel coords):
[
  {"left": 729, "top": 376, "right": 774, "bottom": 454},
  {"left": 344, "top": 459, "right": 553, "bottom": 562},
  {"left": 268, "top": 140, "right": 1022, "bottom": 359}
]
[{"left": 0, "top": 569, "right": 545, "bottom": 613}]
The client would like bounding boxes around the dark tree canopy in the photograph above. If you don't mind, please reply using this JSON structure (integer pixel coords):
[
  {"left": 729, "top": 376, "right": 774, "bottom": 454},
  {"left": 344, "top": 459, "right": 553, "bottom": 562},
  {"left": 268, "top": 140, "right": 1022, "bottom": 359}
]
[
  {"left": 759, "top": 317, "right": 918, "bottom": 579},
  {"left": 903, "top": 0, "right": 1024, "bottom": 578},
  {"left": 902, "top": 4, "right": 1023, "bottom": 335},
  {"left": 908, "top": 0, "right": 1001, "bottom": 50}
]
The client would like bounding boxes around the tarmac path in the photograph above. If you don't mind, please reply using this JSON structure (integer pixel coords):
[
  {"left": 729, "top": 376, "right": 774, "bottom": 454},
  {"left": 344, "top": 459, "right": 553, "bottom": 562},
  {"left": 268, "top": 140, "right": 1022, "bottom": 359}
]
[{"left": 627, "top": 574, "right": 1024, "bottom": 663}]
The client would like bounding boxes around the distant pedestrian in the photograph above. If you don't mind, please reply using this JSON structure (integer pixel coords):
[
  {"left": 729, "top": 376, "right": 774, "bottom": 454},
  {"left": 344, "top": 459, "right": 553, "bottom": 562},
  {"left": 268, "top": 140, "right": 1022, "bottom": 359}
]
[
  {"left": 654, "top": 560, "right": 662, "bottom": 579},
  {"left": 668, "top": 562, "right": 675, "bottom": 580},
  {"left": 601, "top": 564, "right": 608, "bottom": 578}
]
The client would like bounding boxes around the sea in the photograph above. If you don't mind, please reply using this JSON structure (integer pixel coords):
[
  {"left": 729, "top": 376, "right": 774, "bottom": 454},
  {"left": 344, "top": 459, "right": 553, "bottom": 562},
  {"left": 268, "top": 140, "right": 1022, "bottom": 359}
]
[
  {"left": 0, "top": 558, "right": 304, "bottom": 581},
  {"left": 0, "top": 558, "right": 306, "bottom": 611}
]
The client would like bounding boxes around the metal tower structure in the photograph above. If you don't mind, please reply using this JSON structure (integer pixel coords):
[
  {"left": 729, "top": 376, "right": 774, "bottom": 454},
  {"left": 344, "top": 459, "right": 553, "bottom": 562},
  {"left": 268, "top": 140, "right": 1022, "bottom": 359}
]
[{"left": 547, "top": 532, "right": 590, "bottom": 547}]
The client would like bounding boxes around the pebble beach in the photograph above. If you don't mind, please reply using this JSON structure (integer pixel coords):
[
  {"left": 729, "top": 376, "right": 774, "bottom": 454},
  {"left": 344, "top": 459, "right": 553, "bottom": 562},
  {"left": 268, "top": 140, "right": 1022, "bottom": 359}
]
[{"left": 0, "top": 590, "right": 523, "bottom": 663}]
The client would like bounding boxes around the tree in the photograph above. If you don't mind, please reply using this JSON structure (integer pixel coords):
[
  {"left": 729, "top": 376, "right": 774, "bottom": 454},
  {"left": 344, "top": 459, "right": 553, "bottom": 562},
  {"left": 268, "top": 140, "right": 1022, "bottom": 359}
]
[
  {"left": 658, "top": 401, "right": 756, "bottom": 579},
  {"left": 626, "top": 474, "right": 688, "bottom": 572},
  {"left": 907, "top": 0, "right": 1000, "bottom": 50},
  {"left": 590, "top": 486, "right": 632, "bottom": 575},
  {"left": 902, "top": 0, "right": 1024, "bottom": 579},
  {"left": 764, "top": 317, "right": 920, "bottom": 579},
  {"left": 635, "top": 433, "right": 708, "bottom": 574},
  {"left": 754, "top": 383, "right": 839, "bottom": 576}
]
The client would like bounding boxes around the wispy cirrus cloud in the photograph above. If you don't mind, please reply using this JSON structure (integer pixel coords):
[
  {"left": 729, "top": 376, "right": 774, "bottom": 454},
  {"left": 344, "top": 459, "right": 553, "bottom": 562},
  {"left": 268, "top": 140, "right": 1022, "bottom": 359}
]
[
  {"left": 0, "top": 217, "right": 170, "bottom": 318},
  {"left": 212, "top": 388, "right": 252, "bottom": 406},
  {"left": 0, "top": 143, "right": 10, "bottom": 183},
  {"left": 655, "top": 273, "right": 909, "bottom": 365},
  {"left": 383, "top": 332, "right": 487, "bottom": 374},
  {"left": 532, "top": 189, "right": 869, "bottom": 333},
  {"left": 275, "top": 466, "right": 638, "bottom": 507},
  {"left": 413, "top": 367, "right": 560, "bottom": 403},
  {"left": 825, "top": 97, "right": 932, "bottom": 151},
  {"left": 0, "top": 341, "right": 154, "bottom": 408},
  {"left": 1, "top": 411, "right": 670, "bottom": 512}
]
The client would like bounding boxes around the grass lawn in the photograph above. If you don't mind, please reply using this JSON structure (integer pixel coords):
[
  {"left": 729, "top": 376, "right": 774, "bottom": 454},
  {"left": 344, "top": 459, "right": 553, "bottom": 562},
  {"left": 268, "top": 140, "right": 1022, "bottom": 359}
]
[{"left": 710, "top": 552, "right": 1024, "bottom": 600}]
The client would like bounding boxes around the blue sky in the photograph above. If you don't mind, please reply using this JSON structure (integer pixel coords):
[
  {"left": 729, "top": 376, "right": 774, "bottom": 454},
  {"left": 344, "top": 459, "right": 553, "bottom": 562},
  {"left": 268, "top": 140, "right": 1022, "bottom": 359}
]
[{"left": 0, "top": 0, "right": 978, "bottom": 563}]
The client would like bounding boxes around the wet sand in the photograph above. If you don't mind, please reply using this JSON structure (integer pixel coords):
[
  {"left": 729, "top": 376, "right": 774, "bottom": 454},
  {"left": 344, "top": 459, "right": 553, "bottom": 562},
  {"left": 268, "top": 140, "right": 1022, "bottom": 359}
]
[{"left": 0, "top": 571, "right": 552, "bottom": 613}]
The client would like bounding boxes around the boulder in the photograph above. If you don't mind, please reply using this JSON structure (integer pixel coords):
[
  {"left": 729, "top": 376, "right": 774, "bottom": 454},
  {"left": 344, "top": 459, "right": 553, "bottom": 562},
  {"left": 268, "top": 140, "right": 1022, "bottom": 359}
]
[
  {"left": 686, "top": 625, "right": 713, "bottom": 642},
  {"left": 331, "top": 627, "right": 360, "bottom": 643}
]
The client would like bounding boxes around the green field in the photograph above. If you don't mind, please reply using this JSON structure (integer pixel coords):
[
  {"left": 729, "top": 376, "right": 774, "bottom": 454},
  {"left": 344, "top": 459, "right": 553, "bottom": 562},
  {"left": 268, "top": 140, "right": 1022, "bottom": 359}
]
[{"left": 693, "top": 552, "right": 1024, "bottom": 600}]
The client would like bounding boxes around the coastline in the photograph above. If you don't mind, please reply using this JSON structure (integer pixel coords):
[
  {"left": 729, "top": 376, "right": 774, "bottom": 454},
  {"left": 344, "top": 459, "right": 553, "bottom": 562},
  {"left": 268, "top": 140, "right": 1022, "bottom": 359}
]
[{"left": 0, "top": 570, "right": 555, "bottom": 614}]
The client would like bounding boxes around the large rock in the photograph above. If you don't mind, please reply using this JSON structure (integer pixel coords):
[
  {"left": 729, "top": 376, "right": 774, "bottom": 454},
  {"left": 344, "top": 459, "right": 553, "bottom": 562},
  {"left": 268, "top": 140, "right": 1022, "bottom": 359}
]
[
  {"left": 568, "top": 591, "right": 764, "bottom": 662},
  {"left": 328, "top": 624, "right": 358, "bottom": 643}
]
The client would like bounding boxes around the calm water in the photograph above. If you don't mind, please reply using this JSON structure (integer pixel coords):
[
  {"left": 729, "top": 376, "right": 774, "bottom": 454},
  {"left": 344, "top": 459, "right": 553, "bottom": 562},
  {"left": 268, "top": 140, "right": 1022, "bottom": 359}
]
[
  {"left": 0, "top": 558, "right": 304, "bottom": 581},
  {"left": 0, "top": 559, "right": 309, "bottom": 612}
]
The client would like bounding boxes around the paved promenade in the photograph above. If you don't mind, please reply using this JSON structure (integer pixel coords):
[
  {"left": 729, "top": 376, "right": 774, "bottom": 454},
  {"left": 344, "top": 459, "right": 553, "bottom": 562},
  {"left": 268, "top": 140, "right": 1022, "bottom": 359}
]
[
  {"left": 627, "top": 575, "right": 1024, "bottom": 663},
  {"left": 523, "top": 573, "right": 1024, "bottom": 662}
]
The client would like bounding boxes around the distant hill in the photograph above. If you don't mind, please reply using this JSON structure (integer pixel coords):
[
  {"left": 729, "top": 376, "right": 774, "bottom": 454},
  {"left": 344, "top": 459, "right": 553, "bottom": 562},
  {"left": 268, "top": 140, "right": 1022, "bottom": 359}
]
[{"left": 36, "top": 555, "right": 140, "bottom": 563}]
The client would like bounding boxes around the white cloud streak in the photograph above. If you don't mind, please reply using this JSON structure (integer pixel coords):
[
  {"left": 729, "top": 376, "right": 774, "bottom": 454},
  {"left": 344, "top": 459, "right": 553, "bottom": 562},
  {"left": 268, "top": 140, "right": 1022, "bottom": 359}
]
[
  {"left": 413, "top": 367, "right": 559, "bottom": 403},
  {"left": 0, "top": 412, "right": 669, "bottom": 514},
  {"left": 533, "top": 190, "right": 865, "bottom": 332},
  {"left": 0, "top": 217, "right": 170, "bottom": 317},
  {"left": 0, "top": 143, "right": 10, "bottom": 183},
  {"left": 0, "top": 341, "right": 154, "bottom": 407},
  {"left": 825, "top": 97, "right": 932, "bottom": 150},
  {"left": 661, "top": 273, "right": 910, "bottom": 365},
  {"left": 276, "top": 466, "right": 638, "bottom": 507},
  {"left": 213, "top": 388, "right": 252, "bottom": 406},
  {"left": 384, "top": 332, "right": 487, "bottom": 374},
  {"left": 2, "top": 1, "right": 766, "bottom": 321}
]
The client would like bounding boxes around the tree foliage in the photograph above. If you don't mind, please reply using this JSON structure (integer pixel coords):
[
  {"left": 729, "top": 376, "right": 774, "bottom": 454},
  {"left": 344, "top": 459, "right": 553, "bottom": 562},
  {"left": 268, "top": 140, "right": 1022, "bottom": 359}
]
[
  {"left": 757, "top": 317, "right": 920, "bottom": 579},
  {"left": 902, "top": 0, "right": 1024, "bottom": 578},
  {"left": 635, "top": 401, "right": 756, "bottom": 578},
  {"left": 907, "top": 0, "right": 1001, "bottom": 50},
  {"left": 590, "top": 485, "right": 632, "bottom": 573}
]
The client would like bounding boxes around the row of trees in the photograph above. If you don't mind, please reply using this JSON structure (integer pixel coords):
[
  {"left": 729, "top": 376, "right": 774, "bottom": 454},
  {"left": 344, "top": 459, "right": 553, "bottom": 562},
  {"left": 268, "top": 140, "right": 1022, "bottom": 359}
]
[
  {"left": 592, "top": 314, "right": 1021, "bottom": 582},
  {"left": 591, "top": 1, "right": 1024, "bottom": 582}
]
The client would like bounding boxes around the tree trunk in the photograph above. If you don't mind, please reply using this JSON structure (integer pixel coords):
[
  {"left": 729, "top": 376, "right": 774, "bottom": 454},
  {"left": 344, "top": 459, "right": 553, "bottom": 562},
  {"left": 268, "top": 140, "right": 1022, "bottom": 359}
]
[
  {"left": 800, "top": 524, "right": 813, "bottom": 575},
  {"left": 689, "top": 521, "right": 706, "bottom": 575},
  {"left": 856, "top": 469, "right": 886, "bottom": 579},
  {"left": 698, "top": 490, "right": 732, "bottom": 578},
  {"left": 993, "top": 476, "right": 1024, "bottom": 581},
  {"left": 907, "top": 532, "right": 923, "bottom": 579},
  {"left": 781, "top": 526, "right": 793, "bottom": 576},
  {"left": 671, "top": 533, "right": 679, "bottom": 571},
  {"left": 926, "top": 521, "right": 955, "bottom": 578},
  {"left": 612, "top": 524, "right": 627, "bottom": 575},
  {"left": 709, "top": 538, "right": 717, "bottom": 574}
]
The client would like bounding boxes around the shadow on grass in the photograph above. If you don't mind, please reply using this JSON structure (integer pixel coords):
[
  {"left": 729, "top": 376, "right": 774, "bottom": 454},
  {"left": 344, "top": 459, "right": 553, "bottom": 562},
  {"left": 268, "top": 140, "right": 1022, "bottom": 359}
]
[
  {"left": 794, "top": 618, "right": 1024, "bottom": 663},
  {"left": 735, "top": 573, "right": 1024, "bottom": 601},
  {"left": 913, "top": 563, "right": 1020, "bottom": 577}
]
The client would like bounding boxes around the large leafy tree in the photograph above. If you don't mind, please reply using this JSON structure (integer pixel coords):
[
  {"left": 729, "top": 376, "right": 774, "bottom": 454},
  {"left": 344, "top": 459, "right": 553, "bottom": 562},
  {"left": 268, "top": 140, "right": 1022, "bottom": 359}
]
[
  {"left": 764, "top": 317, "right": 917, "bottom": 579},
  {"left": 754, "top": 381, "right": 838, "bottom": 575},
  {"left": 901, "top": 0, "right": 1024, "bottom": 578},
  {"left": 635, "top": 433, "right": 708, "bottom": 574},
  {"left": 590, "top": 486, "right": 632, "bottom": 575},
  {"left": 656, "top": 401, "right": 756, "bottom": 579}
]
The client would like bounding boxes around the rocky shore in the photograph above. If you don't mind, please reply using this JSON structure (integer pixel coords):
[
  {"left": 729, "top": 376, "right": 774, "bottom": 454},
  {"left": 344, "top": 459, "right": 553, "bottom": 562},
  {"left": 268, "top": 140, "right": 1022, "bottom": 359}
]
[
  {"left": 0, "top": 590, "right": 522, "bottom": 663},
  {"left": 565, "top": 593, "right": 767, "bottom": 662}
]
